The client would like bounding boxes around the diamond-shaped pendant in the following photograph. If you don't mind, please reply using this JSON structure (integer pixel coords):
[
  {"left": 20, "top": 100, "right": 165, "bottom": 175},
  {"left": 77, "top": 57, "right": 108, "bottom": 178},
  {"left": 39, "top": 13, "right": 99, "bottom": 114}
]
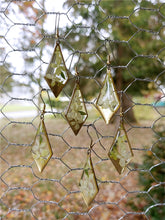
[
  {"left": 96, "top": 69, "right": 120, "bottom": 124},
  {"left": 79, "top": 152, "right": 99, "bottom": 206},
  {"left": 108, "top": 122, "right": 133, "bottom": 174},
  {"left": 31, "top": 120, "right": 53, "bottom": 172},
  {"left": 44, "top": 42, "right": 69, "bottom": 98},
  {"left": 65, "top": 82, "right": 88, "bottom": 135}
]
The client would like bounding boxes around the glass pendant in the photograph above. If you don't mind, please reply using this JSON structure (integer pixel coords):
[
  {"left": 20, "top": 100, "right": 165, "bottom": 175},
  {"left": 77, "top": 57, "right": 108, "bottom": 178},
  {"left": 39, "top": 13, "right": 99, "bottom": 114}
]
[
  {"left": 79, "top": 150, "right": 99, "bottom": 206},
  {"left": 31, "top": 120, "right": 53, "bottom": 172},
  {"left": 96, "top": 68, "right": 120, "bottom": 124},
  {"left": 65, "top": 80, "right": 88, "bottom": 135},
  {"left": 44, "top": 42, "right": 69, "bottom": 98},
  {"left": 108, "top": 122, "right": 133, "bottom": 174}
]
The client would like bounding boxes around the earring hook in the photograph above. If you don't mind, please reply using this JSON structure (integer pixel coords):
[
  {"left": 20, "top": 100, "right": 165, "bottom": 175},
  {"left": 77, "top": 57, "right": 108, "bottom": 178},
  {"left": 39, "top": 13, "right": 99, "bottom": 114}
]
[
  {"left": 87, "top": 125, "right": 94, "bottom": 154},
  {"left": 75, "top": 66, "right": 78, "bottom": 74},
  {"left": 55, "top": 13, "right": 60, "bottom": 39},
  {"left": 119, "top": 91, "right": 124, "bottom": 123},
  {"left": 107, "top": 54, "right": 111, "bottom": 65},
  {"left": 40, "top": 89, "right": 46, "bottom": 118},
  {"left": 75, "top": 66, "right": 80, "bottom": 83},
  {"left": 107, "top": 54, "right": 111, "bottom": 70}
]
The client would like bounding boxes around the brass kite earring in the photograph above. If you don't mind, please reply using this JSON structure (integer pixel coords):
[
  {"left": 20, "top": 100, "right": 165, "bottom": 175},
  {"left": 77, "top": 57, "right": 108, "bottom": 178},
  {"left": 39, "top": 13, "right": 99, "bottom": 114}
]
[
  {"left": 65, "top": 68, "right": 88, "bottom": 135},
  {"left": 79, "top": 141, "right": 99, "bottom": 206},
  {"left": 108, "top": 94, "right": 134, "bottom": 174},
  {"left": 31, "top": 89, "right": 53, "bottom": 172},
  {"left": 96, "top": 55, "right": 120, "bottom": 124},
  {"left": 44, "top": 14, "right": 69, "bottom": 98}
]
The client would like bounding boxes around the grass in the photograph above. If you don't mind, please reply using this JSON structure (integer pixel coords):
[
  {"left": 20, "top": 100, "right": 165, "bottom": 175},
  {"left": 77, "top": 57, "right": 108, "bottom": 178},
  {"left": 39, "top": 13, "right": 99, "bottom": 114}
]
[
  {"left": 0, "top": 95, "right": 160, "bottom": 122},
  {"left": 0, "top": 104, "right": 35, "bottom": 113},
  {"left": 133, "top": 96, "right": 160, "bottom": 121}
]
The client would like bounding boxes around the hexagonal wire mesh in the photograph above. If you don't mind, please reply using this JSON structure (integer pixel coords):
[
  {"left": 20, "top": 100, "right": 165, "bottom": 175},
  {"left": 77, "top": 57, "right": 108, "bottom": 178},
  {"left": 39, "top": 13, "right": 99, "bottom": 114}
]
[{"left": 0, "top": 0, "right": 165, "bottom": 219}]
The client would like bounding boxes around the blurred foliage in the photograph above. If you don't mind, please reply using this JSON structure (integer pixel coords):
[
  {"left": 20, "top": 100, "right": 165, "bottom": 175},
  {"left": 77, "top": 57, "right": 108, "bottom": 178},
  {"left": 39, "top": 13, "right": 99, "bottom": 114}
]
[
  {"left": 128, "top": 125, "right": 165, "bottom": 219},
  {"left": 64, "top": 0, "right": 165, "bottom": 96},
  {"left": 0, "top": 65, "right": 14, "bottom": 95},
  {"left": 3, "top": 0, "right": 164, "bottom": 98},
  {"left": 2, "top": 0, "right": 165, "bottom": 121},
  {"left": 45, "top": 98, "right": 68, "bottom": 110}
]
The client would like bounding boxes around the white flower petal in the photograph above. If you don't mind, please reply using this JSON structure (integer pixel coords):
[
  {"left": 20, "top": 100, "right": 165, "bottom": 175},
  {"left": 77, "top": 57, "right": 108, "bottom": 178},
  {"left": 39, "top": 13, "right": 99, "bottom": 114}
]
[
  {"left": 70, "top": 121, "right": 76, "bottom": 126},
  {"left": 119, "top": 158, "right": 125, "bottom": 167},
  {"left": 74, "top": 123, "right": 80, "bottom": 130}
]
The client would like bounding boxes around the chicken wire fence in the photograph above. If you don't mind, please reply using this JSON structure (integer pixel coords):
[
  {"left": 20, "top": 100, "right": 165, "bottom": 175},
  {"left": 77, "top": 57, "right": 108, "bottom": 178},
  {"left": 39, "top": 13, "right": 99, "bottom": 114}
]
[{"left": 0, "top": 0, "right": 165, "bottom": 219}]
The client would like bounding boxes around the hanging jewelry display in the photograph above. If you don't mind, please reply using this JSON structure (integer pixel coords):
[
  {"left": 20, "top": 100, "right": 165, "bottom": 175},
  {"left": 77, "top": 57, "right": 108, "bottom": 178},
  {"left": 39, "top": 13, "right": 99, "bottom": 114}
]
[
  {"left": 44, "top": 14, "right": 69, "bottom": 98},
  {"left": 65, "top": 69, "right": 88, "bottom": 135},
  {"left": 31, "top": 90, "right": 53, "bottom": 172},
  {"left": 79, "top": 142, "right": 99, "bottom": 206},
  {"left": 96, "top": 55, "right": 120, "bottom": 124},
  {"left": 108, "top": 96, "right": 133, "bottom": 174}
]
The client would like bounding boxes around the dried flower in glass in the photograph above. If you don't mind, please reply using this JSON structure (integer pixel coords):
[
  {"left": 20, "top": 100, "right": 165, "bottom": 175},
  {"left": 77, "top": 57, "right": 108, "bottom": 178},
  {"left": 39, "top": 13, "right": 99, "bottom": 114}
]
[
  {"left": 65, "top": 71, "right": 88, "bottom": 135},
  {"left": 44, "top": 41, "right": 69, "bottom": 98},
  {"left": 31, "top": 91, "right": 53, "bottom": 172},
  {"left": 79, "top": 149, "right": 99, "bottom": 206},
  {"left": 44, "top": 15, "right": 69, "bottom": 98},
  {"left": 96, "top": 56, "right": 120, "bottom": 124},
  {"left": 108, "top": 116, "right": 133, "bottom": 174}
]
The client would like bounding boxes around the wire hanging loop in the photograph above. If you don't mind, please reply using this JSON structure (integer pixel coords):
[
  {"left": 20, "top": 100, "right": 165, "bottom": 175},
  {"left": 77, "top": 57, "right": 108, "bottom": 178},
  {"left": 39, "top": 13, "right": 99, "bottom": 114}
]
[
  {"left": 40, "top": 89, "right": 46, "bottom": 120},
  {"left": 75, "top": 66, "right": 80, "bottom": 84},
  {"left": 87, "top": 125, "right": 94, "bottom": 155},
  {"left": 119, "top": 91, "right": 124, "bottom": 124},
  {"left": 87, "top": 141, "right": 93, "bottom": 155},
  {"left": 55, "top": 13, "right": 60, "bottom": 40},
  {"left": 107, "top": 54, "right": 111, "bottom": 70}
]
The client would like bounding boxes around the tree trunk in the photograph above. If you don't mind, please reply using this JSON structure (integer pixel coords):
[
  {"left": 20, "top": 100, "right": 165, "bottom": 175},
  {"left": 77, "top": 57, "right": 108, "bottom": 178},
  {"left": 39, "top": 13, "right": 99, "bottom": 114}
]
[
  {"left": 115, "top": 46, "right": 137, "bottom": 122},
  {"left": 115, "top": 68, "right": 136, "bottom": 122},
  {"left": 122, "top": 92, "right": 137, "bottom": 122}
]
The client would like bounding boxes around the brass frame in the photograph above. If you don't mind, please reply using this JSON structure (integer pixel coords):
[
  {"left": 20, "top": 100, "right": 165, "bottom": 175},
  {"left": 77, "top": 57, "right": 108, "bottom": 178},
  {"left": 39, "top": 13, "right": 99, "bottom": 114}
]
[
  {"left": 79, "top": 150, "right": 99, "bottom": 206},
  {"left": 108, "top": 122, "right": 133, "bottom": 174},
  {"left": 32, "top": 117, "right": 53, "bottom": 173},
  {"left": 65, "top": 81, "right": 88, "bottom": 135},
  {"left": 95, "top": 68, "right": 121, "bottom": 124},
  {"left": 44, "top": 41, "right": 69, "bottom": 98}
]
